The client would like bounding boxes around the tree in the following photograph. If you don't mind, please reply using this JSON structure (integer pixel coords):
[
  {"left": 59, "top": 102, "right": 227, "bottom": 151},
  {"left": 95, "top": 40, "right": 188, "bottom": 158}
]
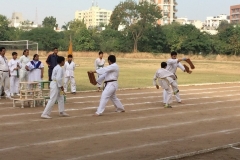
[
  {"left": 110, "top": 0, "right": 162, "bottom": 52},
  {"left": 0, "top": 14, "right": 11, "bottom": 40},
  {"left": 20, "top": 27, "right": 61, "bottom": 51},
  {"left": 42, "top": 16, "right": 58, "bottom": 29},
  {"left": 61, "top": 22, "right": 70, "bottom": 31},
  {"left": 217, "top": 20, "right": 232, "bottom": 32},
  {"left": 73, "top": 27, "right": 95, "bottom": 51},
  {"left": 69, "top": 19, "right": 86, "bottom": 32}
]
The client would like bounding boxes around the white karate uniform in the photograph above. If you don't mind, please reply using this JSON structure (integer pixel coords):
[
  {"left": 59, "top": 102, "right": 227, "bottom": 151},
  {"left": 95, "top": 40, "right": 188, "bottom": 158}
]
[
  {"left": 153, "top": 68, "right": 178, "bottom": 105},
  {"left": 8, "top": 59, "right": 20, "bottom": 95},
  {"left": 26, "top": 60, "right": 44, "bottom": 82},
  {"left": 0, "top": 55, "right": 10, "bottom": 97},
  {"left": 42, "top": 65, "right": 65, "bottom": 115},
  {"left": 19, "top": 55, "right": 30, "bottom": 83},
  {"left": 95, "top": 58, "right": 105, "bottom": 87},
  {"left": 63, "top": 61, "right": 76, "bottom": 92},
  {"left": 95, "top": 63, "right": 124, "bottom": 115},
  {"left": 163, "top": 59, "right": 185, "bottom": 103}
]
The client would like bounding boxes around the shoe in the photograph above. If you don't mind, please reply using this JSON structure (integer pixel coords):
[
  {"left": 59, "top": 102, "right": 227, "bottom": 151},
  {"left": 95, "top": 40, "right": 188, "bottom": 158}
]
[
  {"left": 115, "top": 109, "right": 125, "bottom": 113},
  {"left": 164, "top": 104, "right": 172, "bottom": 108},
  {"left": 59, "top": 112, "right": 69, "bottom": 117},
  {"left": 93, "top": 113, "right": 101, "bottom": 116},
  {"left": 41, "top": 114, "right": 52, "bottom": 119},
  {"left": 173, "top": 90, "right": 179, "bottom": 95},
  {"left": 72, "top": 92, "right": 76, "bottom": 95}
]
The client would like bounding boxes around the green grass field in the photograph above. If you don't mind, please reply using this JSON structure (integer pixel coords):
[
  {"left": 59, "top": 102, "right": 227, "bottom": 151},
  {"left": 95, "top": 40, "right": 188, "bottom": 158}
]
[{"left": 41, "top": 57, "right": 240, "bottom": 91}]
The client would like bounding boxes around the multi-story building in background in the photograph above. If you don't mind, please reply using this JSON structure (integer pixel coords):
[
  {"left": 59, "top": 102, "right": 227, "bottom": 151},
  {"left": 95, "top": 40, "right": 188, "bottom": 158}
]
[
  {"left": 139, "top": 0, "right": 178, "bottom": 25},
  {"left": 230, "top": 4, "right": 240, "bottom": 24},
  {"left": 204, "top": 14, "right": 230, "bottom": 30},
  {"left": 75, "top": 3, "right": 112, "bottom": 28}
]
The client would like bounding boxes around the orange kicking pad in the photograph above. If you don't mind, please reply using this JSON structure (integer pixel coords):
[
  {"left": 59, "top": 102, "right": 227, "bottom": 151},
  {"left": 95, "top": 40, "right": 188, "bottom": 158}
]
[
  {"left": 183, "top": 64, "right": 192, "bottom": 74},
  {"left": 186, "top": 59, "right": 195, "bottom": 69}
]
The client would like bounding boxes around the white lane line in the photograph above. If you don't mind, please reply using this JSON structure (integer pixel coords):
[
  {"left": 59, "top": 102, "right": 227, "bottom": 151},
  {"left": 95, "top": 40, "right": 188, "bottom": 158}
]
[
  {"left": 0, "top": 92, "right": 239, "bottom": 119},
  {"left": 1, "top": 114, "right": 240, "bottom": 153},
  {"left": 0, "top": 87, "right": 239, "bottom": 108},
  {"left": 157, "top": 142, "right": 240, "bottom": 160},
  {"left": 130, "top": 98, "right": 240, "bottom": 112},
  {"left": 67, "top": 128, "right": 240, "bottom": 160},
  {"left": 1, "top": 104, "right": 239, "bottom": 136},
  {"left": 73, "top": 89, "right": 240, "bottom": 103},
  {"left": 68, "top": 85, "right": 240, "bottom": 99}
]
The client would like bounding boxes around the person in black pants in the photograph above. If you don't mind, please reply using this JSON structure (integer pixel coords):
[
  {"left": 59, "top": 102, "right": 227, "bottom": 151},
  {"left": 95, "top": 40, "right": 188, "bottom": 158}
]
[{"left": 46, "top": 47, "right": 59, "bottom": 81}]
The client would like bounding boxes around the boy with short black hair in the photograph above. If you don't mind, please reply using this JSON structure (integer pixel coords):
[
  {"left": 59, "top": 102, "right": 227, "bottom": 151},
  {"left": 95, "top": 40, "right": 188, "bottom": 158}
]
[
  {"left": 63, "top": 54, "right": 76, "bottom": 94},
  {"left": 95, "top": 51, "right": 105, "bottom": 92},
  {"left": 153, "top": 62, "right": 179, "bottom": 108},
  {"left": 8, "top": 52, "right": 20, "bottom": 96},
  {"left": 41, "top": 56, "right": 69, "bottom": 119}
]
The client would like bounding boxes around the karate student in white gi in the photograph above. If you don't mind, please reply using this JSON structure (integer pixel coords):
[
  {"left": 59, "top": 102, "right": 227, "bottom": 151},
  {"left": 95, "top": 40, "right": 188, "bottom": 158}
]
[
  {"left": 153, "top": 62, "right": 179, "bottom": 108},
  {"left": 25, "top": 54, "right": 44, "bottom": 82},
  {"left": 0, "top": 47, "right": 11, "bottom": 99},
  {"left": 19, "top": 49, "right": 30, "bottom": 84},
  {"left": 91, "top": 55, "right": 125, "bottom": 116},
  {"left": 8, "top": 52, "right": 21, "bottom": 96},
  {"left": 95, "top": 51, "right": 105, "bottom": 92},
  {"left": 41, "top": 56, "right": 69, "bottom": 119},
  {"left": 63, "top": 54, "right": 76, "bottom": 94},
  {"left": 164, "top": 51, "right": 190, "bottom": 103}
]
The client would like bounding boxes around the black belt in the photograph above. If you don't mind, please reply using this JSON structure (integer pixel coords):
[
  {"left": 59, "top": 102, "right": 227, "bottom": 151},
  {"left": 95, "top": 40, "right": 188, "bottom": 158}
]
[
  {"left": 104, "top": 80, "right": 117, "bottom": 89},
  {"left": 0, "top": 70, "right": 9, "bottom": 72}
]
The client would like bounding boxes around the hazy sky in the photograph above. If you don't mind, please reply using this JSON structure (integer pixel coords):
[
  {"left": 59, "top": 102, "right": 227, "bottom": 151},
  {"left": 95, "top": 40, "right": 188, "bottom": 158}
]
[{"left": 0, "top": 0, "right": 239, "bottom": 27}]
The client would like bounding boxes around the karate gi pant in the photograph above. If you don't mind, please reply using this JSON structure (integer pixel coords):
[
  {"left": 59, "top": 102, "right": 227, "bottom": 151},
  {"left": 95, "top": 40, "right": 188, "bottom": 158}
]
[
  {"left": 0, "top": 72, "right": 10, "bottom": 97},
  {"left": 96, "top": 82, "right": 124, "bottom": 115},
  {"left": 64, "top": 76, "right": 76, "bottom": 92},
  {"left": 42, "top": 81, "right": 65, "bottom": 115},
  {"left": 10, "top": 75, "right": 19, "bottom": 94},
  {"left": 163, "top": 80, "right": 179, "bottom": 104}
]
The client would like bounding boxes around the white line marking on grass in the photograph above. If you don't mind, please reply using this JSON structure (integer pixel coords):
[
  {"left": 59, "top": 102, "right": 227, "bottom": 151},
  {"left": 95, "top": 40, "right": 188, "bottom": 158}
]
[
  {"left": 157, "top": 142, "right": 240, "bottom": 160},
  {"left": 1, "top": 114, "right": 240, "bottom": 153},
  {"left": 67, "top": 129, "right": 240, "bottom": 160},
  {"left": 1, "top": 104, "right": 240, "bottom": 137}
]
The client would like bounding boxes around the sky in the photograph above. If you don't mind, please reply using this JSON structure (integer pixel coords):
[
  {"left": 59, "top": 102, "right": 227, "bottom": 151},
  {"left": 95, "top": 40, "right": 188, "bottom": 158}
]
[{"left": 0, "top": 0, "right": 239, "bottom": 27}]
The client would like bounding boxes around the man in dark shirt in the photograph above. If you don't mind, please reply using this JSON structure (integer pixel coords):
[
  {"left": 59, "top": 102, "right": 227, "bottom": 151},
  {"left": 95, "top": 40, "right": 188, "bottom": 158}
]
[{"left": 46, "top": 47, "right": 59, "bottom": 81}]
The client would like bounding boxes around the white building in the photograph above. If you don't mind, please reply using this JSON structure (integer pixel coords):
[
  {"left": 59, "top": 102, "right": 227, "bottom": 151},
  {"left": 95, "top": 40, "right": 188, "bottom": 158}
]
[
  {"left": 140, "top": 0, "right": 178, "bottom": 25},
  {"left": 204, "top": 14, "right": 230, "bottom": 30},
  {"left": 176, "top": 18, "right": 203, "bottom": 29},
  {"left": 75, "top": 3, "right": 112, "bottom": 28}
]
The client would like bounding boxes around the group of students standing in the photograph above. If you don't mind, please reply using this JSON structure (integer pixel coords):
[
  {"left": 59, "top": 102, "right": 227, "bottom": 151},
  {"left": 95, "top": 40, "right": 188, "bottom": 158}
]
[
  {"left": 0, "top": 47, "right": 78, "bottom": 99},
  {"left": 0, "top": 47, "right": 44, "bottom": 98}
]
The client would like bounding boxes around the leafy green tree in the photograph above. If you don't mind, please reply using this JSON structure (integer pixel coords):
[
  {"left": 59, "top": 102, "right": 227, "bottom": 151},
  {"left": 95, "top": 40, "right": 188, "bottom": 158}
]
[
  {"left": 42, "top": 16, "right": 58, "bottom": 29},
  {"left": 69, "top": 19, "right": 86, "bottom": 32},
  {"left": 138, "top": 25, "right": 167, "bottom": 53},
  {"left": 110, "top": 0, "right": 162, "bottom": 52},
  {"left": 217, "top": 20, "right": 232, "bottom": 32},
  {"left": 73, "top": 27, "right": 95, "bottom": 51},
  {"left": 0, "top": 14, "right": 11, "bottom": 40},
  {"left": 20, "top": 27, "right": 61, "bottom": 51}
]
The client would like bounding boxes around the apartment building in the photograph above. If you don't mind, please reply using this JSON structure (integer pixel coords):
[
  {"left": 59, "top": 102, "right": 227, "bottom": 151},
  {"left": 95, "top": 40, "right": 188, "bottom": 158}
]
[
  {"left": 204, "top": 14, "right": 230, "bottom": 30},
  {"left": 139, "top": 0, "right": 178, "bottom": 25},
  {"left": 230, "top": 4, "right": 240, "bottom": 24},
  {"left": 75, "top": 4, "right": 112, "bottom": 28}
]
